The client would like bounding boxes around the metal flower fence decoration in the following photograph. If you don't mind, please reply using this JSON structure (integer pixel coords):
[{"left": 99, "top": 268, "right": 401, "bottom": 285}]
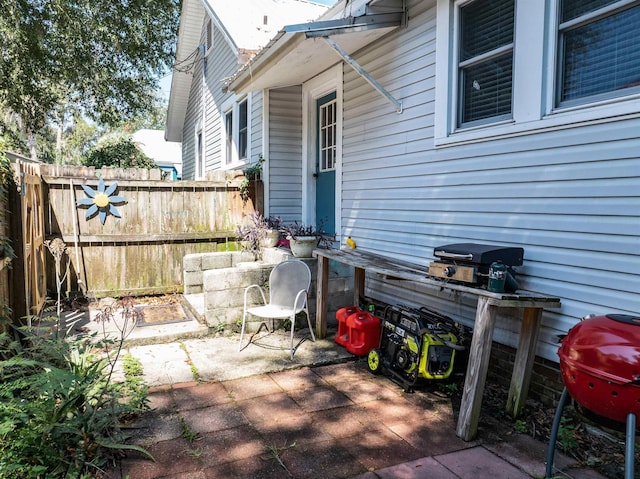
[{"left": 76, "top": 178, "right": 126, "bottom": 224}]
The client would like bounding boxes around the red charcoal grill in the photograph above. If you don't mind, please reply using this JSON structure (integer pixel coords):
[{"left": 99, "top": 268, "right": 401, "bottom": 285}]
[{"left": 545, "top": 313, "right": 640, "bottom": 479}]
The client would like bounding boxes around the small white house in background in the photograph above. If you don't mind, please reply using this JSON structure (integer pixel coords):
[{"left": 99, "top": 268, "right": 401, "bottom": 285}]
[
  {"left": 221, "top": 0, "right": 640, "bottom": 363},
  {"left": 132, "top": 129, "right": 183, "bottom": 180},
  {"left": 165, "top": 0, "right": 328, "bottom": 183}
]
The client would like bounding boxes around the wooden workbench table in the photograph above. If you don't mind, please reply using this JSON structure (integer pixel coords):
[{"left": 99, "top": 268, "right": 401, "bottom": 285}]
[{"left": 313, "top": 248, "right": 561, "bottom": 441}]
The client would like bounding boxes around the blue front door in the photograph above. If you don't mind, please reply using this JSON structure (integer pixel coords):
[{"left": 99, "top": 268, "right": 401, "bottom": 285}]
[{"left": 315, "top": 92, "right": 336, "bottom": 237}]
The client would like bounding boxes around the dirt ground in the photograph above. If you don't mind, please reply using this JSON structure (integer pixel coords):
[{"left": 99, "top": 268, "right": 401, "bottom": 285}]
[{"left": 477, "top": 381, "right": 635, "bottom": 479}]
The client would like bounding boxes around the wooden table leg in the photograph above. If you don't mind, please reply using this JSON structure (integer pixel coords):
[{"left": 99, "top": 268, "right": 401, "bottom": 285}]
[
  {"left": 353, "top": 266, "right": 365, "bottom": 305},
  {"left": 506, "top": 307, "right": 543, "bottom": 417},
  {"left": 456, "top": 296, "right": 498, "bottom": 441},
  {"left": 315, "top": 254, "right": 330, "bottom": 339}
]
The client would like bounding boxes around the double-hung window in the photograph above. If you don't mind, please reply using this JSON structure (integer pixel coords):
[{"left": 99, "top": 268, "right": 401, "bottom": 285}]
[
  {"left": 436, "top": 0, "right": 640, "bottom": 145},
  {"left": 223, "top": 97, "right": 250, "bottom": 165},
  {"left": 238, "top": 99, "right": 248, "bottom": 161},
  {"left": 457, "top": 0, "right": 514, "bottom": 127},
  {"left": 557, "top": 0, "right": 640, "bottom": 107}
]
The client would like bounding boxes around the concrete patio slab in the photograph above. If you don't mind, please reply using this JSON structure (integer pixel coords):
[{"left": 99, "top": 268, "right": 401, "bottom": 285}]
[{"left": 104, "top": 322, "right": 610, "bottom": 479}]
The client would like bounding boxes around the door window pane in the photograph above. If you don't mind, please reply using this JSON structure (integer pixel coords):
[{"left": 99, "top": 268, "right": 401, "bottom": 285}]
[{"left": 319, "top": 99, "right": 336, "bottom": 171}]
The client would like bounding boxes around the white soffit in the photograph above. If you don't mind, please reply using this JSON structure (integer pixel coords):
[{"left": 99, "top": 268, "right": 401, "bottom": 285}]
[
  {"left": 227, "top": 0, "right": 405, "bottom": 94},
  {"left": 165, "top": 0, "right": 205, "bottom": 142},
  {"left": 229, "top": 27, "right": 398, "bottom": 93},
  {"left": 165, "top": 0, "right": 328, "bottom": 142}
]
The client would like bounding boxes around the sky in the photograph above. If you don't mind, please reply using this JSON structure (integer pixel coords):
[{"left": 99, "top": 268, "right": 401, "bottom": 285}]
[{"left": 159, "top": 0, "right": 339, "bottom": 99}]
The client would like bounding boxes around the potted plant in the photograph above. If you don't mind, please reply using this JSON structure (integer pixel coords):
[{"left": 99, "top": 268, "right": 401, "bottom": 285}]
[
  {"left": 282, "top": 220, "right": 333, "bottom": 258},
  {"left": 239, "top": 155, "right": 264, "bottom": 204},
  {"left": 236, "top": 212, "right": 282, "bottom": 259},
  {"left": 263, "top": 215, "right": 283, "bottom": 247}
]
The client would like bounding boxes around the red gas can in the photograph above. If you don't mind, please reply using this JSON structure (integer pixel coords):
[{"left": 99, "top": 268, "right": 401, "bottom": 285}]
[
  {"left": 346, "top": 311, "right": 381, "bottom": 356},
  {"left": 335, "top": 306, "right": 360, "bottom": 347}
]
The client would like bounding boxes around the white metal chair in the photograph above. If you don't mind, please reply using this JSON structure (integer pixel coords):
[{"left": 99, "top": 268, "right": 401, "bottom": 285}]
[{"left": 238, "top": 259, "right": 316, "bottom": 359}]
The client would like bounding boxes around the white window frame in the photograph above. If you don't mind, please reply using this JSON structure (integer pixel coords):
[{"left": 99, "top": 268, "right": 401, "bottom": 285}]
[
  {"left": 221, "top": 95, "right": 251, "bottom": 167},
  {"left": 318, "top": 95, "right": 338, "bottom": 173},
  {"left": 456, "top": 0, "right": 515, "bottom": 129},
  {"left": 302, "top": 65, "right": 343, "bottom": 237},
  {"left": 434, "top": 0, "right": 640, "bottom": 147},
  {"left": 549, "top": 0, "right": 640, "bottom": 110}
]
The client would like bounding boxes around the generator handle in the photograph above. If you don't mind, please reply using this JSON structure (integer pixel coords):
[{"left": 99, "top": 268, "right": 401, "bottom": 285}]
[{"left": 436, "top": 334, "right": 465, "bottom": 351}]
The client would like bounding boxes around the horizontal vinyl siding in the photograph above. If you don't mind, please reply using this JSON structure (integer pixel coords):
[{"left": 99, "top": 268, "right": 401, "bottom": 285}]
[
  {"left": 250, "top": 90, "right": 263, "bottom": 162},
  {"left": 268, "top": 86, "right": 303, "bottom": 222},
  {"left": 340, "top": 0, "right": 640, "bottom": 361},
  {"left": 182, "top": 18, "right": 263, "bottom": 177},
  {"left": 181, "top": 47, "right": 205, "bottom": 180},
  {"left": 206, "top": 26, "right": 239, "bottom": 171}
]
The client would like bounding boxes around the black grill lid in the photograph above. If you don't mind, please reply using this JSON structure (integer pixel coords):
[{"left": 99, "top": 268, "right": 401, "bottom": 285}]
[{"left": 433, "top": 243, "right": 524, "bottom": 266}]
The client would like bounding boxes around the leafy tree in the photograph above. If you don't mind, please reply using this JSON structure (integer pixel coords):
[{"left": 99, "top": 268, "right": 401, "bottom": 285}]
[
  {"left": 82, "top": 134, "right": 156, "bottom": 169},
  {"left": 60, "top": 114, "right": 102, "bottom": 165},
  {"left": 0, "top": 0, "right": 180, "bottom": 157},
  {"left": 122, "top": 95, "right": 169, "bottom": 133}
]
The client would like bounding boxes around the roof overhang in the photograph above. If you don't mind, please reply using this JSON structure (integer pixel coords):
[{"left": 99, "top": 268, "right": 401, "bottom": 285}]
[
  {"left": 166, "top": 0, "right": 329, "bottom": 142},
  {"left": 226, "top": 0, "right": 405, "bottom": 95},
  {"left": 165, "top": 0, "right": 205, "bottom": 142}
]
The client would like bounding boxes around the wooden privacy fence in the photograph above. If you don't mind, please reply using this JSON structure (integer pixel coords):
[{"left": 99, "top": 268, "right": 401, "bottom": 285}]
[
  {"left": 0, "top": 164, "right": 12, "bottom": 330},
  {"left": 7, "top": 157, "right": 47, "bottom": 320},
  {"left": 41, "top": 164, "right": 253, "bottom": 298}
]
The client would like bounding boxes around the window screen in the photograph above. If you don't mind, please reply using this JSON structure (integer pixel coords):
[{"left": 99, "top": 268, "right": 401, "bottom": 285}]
[
  {"left": 458, "top": 0, "right": 515, "bottom": 126},
  {"left": 225, "top": 111, "right": 233, "bottom": 164},
  {"left": 558, "top": 1, "right": 640, "bottom": 105},
  {"left": 238, "top": 100, "right": 248, "bottom": 160}
]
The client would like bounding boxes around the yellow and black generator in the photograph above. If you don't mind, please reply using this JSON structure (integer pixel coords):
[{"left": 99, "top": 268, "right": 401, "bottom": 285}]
[{"left": 367, "top": 305, "right": 468, "bottom": 392}]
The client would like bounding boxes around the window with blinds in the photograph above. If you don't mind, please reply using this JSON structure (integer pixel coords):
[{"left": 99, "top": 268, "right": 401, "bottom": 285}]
[
  {"left": 557, "top": 0, "right": 640, "bottom": 106},
  {"left": 458, "top": 0, "right": 515, "bottom": 127},
  {"left": 238, "top": 99, "right": 248, "bottom": 160},
  {"left": 225, "top": 110, "right": 233, "bottom": 164},
  {"left": 223, "top": 97, "right": 250, "bottom": 164},
  {"left": 435, "top": 0, "right": 640, "bottom": 144}
]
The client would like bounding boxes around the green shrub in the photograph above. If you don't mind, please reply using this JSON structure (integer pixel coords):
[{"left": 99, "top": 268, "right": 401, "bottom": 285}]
[
  {"left": 0, "top": 327, "right": 151, "bottom": 478},
  {"left": 82, "top": 135, "right": 156, "bottom": 170}
]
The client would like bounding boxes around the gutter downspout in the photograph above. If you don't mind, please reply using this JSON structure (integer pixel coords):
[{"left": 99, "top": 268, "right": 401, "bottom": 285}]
[{"left": 199, "top": 44, "right": 207, "bottom": 179}]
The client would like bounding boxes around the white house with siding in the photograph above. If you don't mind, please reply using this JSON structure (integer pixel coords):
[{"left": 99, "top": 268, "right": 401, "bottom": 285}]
[
  {"left": 165, "top": 0, "right": 329, "bottom": 180},
  {"left": 219, "top": 0, "right": 640, "bottom": 364}
]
